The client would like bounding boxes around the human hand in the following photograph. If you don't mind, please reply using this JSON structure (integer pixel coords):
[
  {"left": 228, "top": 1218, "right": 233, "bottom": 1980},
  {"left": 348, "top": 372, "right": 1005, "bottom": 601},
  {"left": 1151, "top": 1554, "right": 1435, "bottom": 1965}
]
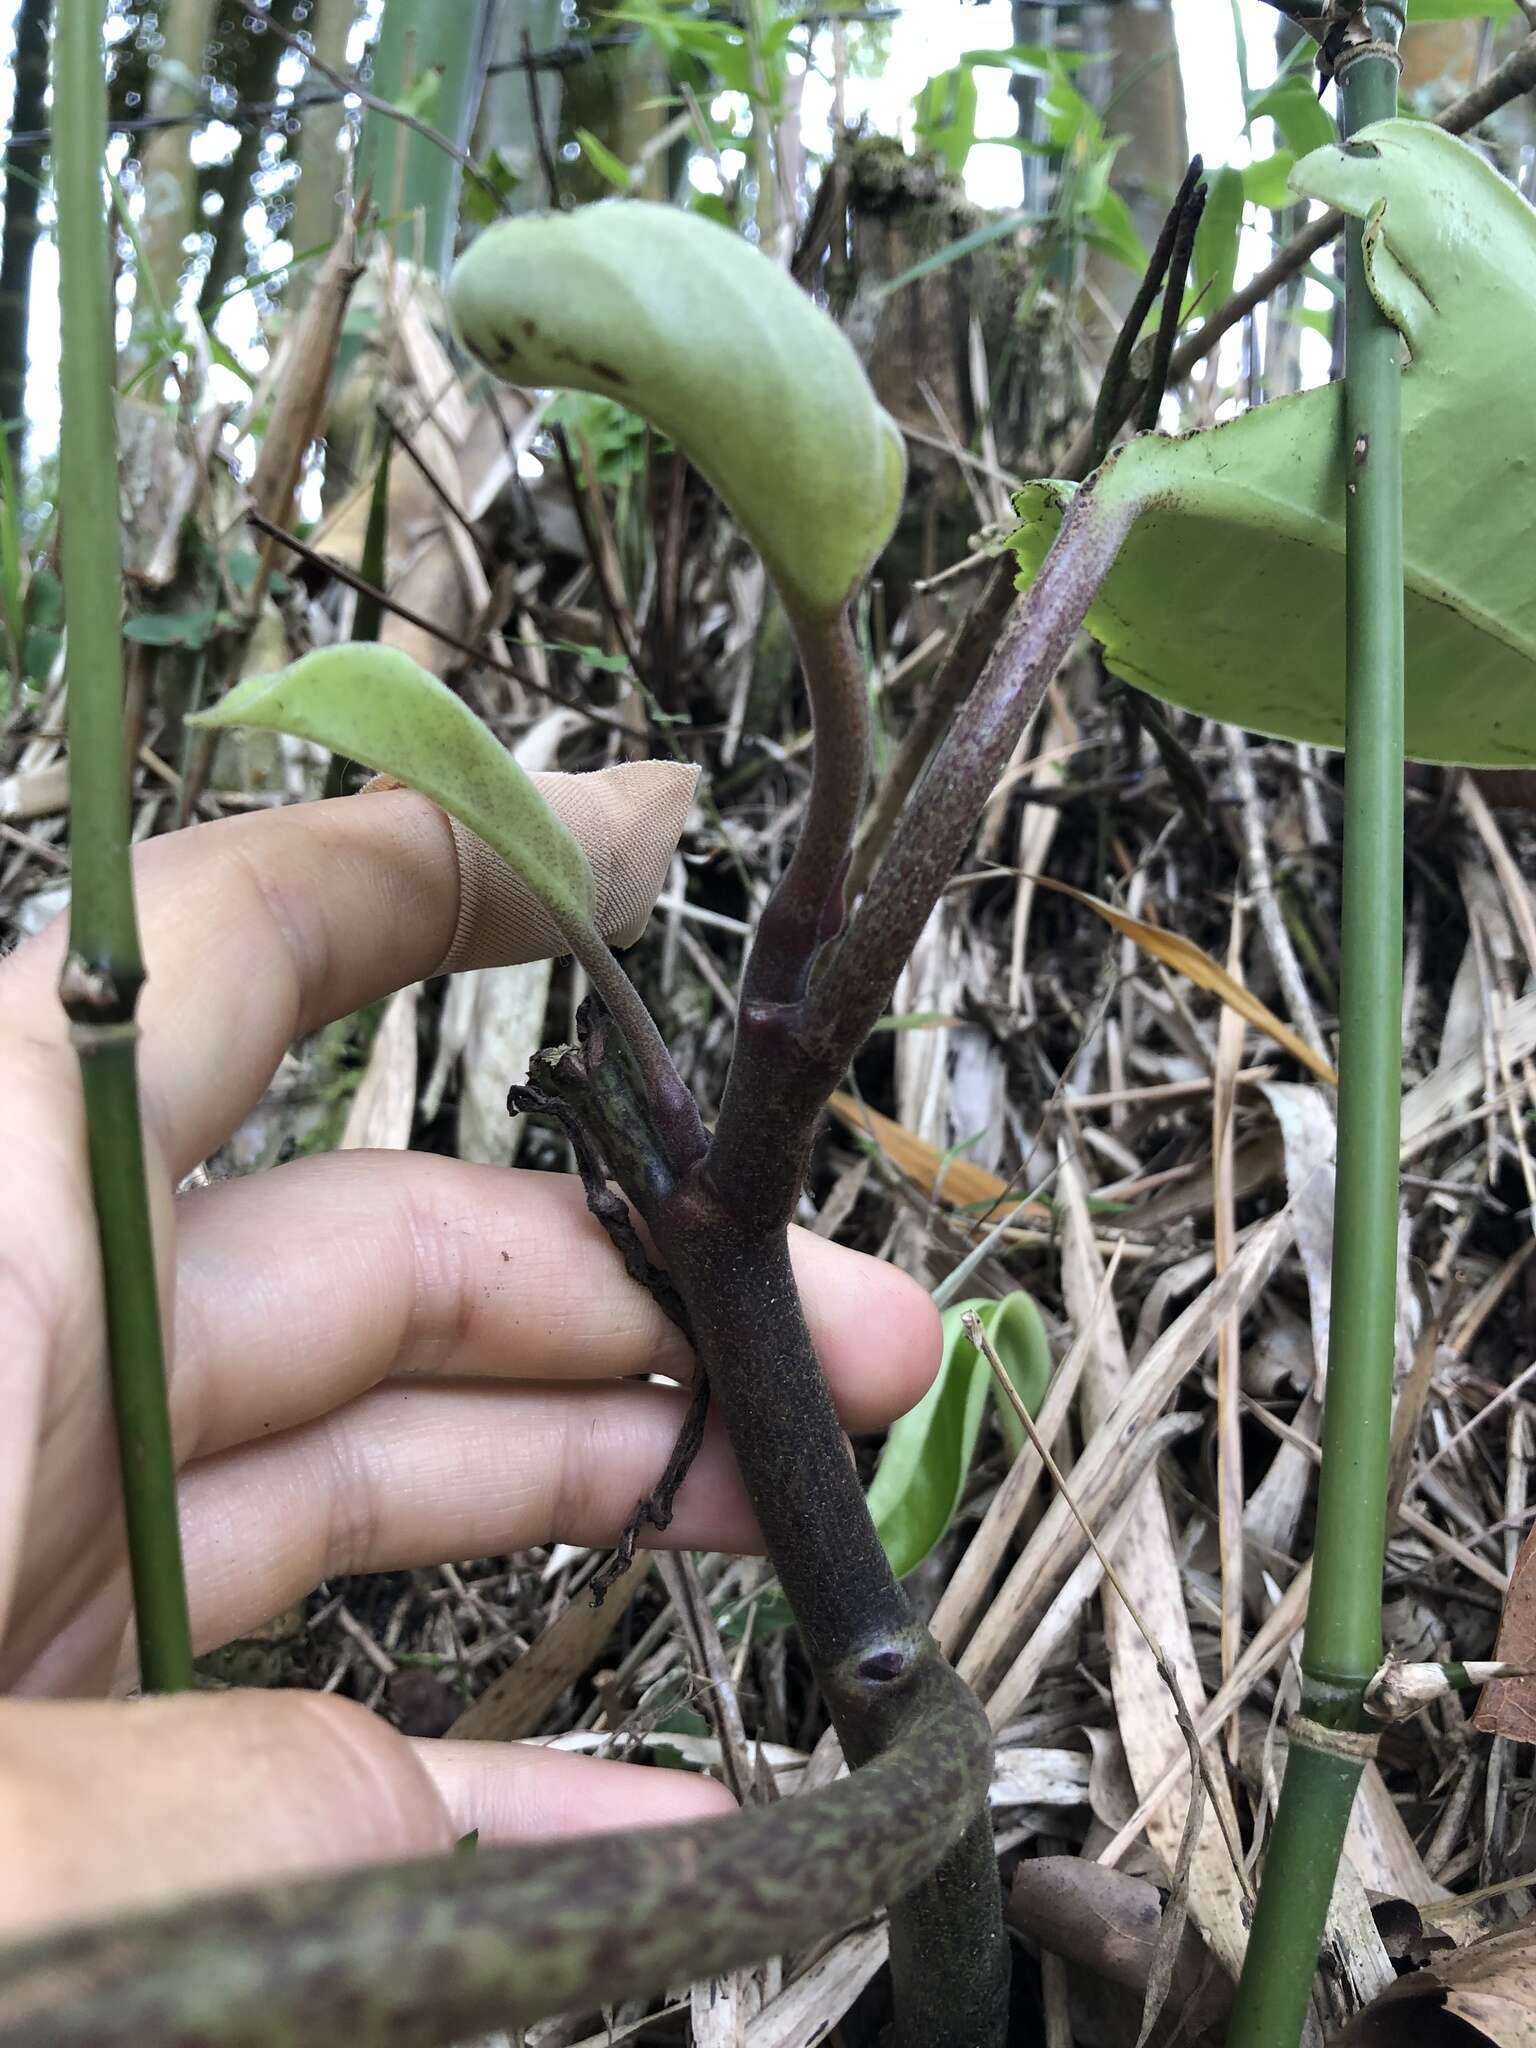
[{"left": 0, "top": 790, "right": 939, "bottom": 1939}]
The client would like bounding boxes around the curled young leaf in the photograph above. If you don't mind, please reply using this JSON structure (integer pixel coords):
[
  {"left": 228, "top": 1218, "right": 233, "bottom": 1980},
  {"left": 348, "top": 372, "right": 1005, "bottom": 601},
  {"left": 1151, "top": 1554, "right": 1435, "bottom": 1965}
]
[
  {"left": 1013, "top": 122, "right": 1536, "bottom": 766},
  {"left": 190, "top": 645, "right": 600, "bottom": 947},
  {"left": 868, "top": 1292, "right": 1051, "bottom": 1580},
  {"left": 448, "top": 201, "right": 906, "bottom": 617}
]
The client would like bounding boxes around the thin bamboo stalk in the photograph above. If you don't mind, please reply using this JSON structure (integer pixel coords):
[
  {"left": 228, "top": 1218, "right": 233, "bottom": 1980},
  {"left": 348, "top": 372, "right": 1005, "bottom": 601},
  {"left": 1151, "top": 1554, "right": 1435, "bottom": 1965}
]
[
  {"left": 55, "top": 0, "right": 193, "bottom": 1693},
  {"left": 137, "top": 0, "right": 217, "bottom": 311},
  {"left": 1226, "top": 10, "right": 1405, "bottom": 2044},
  {"left": 0, "top": 0, "right": 50, "bottom": 454},
  {"left": 359, "top": 0, "right": 492, "bottom": 278}
]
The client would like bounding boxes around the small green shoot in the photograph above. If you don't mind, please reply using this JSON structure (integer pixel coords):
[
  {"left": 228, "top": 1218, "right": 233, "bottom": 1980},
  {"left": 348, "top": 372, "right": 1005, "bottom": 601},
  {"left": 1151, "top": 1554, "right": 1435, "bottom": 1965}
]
[{"left": 868, "top": 1294, "right": 1051, "bottom": 1580}]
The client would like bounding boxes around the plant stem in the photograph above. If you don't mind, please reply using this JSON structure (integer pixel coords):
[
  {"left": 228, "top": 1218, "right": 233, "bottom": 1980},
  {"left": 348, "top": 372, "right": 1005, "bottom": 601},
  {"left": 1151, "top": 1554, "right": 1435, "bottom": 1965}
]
[
  {"left": 847, "top": 554, "right": 1017, "bottom": 899},
  {"left": 817, "top": 486, "right": 1138, "bottom": 1066},
  {"left": 542, "top": 1022, "right": 1011, "bottom": 2048},
  {"left": 1226, "top": 14, "right": 1404, "bottom": 2045},
  {"left": 706, "top": 601, "right": 869, "bottom": 1214},
  {"left": 55, "top": 0, "right": 194, "bottom": 1693},
  {"left": 0, "top": 1678, "right": 990, "bottom": 2047},
  {"left": 0, "top": 1024, "right": 1003, "bottom": 2048},
  {"left": 0, "top": 0, "right": 50, "bottom": 456},
  {"left": 566, "top": 927, "right": 708, "bottom": 1172}
]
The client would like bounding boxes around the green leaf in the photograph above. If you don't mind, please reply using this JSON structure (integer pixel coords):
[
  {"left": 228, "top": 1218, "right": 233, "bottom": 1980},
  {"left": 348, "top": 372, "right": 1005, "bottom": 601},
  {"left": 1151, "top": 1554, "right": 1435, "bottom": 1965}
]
[
  {"left": 873, "top": 209, "right": 1042, "bottom": 300},
  {"left": 1408, "top": 0, "right": 1515, "bottom": 15},
  {"left": 188, "top": 646, "right": 599, "bottom": 937},
  {"left": 1247, "top": 75, "right": 1334, "bottom": 159},
  {"left": 1242, "top": 150, "right": 1298, "bottom": 212},
  {"left": 574, "top": 127, "right": 633, "bottom": 194},
  {"left": 124, "top": 604, "right": 219, "bottom": 649},
  {"left": 459, "top": 147, "right": 524, "bottom": 230},
  {"left": 964, "top": 43, "right": 1089, "bottom": 76},
  {"left": 914, "top": 64, "right": 979, "bottom": 175},
  {"left": 22, "top": 563, "right": 61, "bottom": 689},
  {"left": 1038, "top": 68, "right": 1101, "bottom": 153},
  {"left": 0, "top": 425, "right": 26, "bottom": 696},
  {"left": 868, "top": 1293, "right": 1051, "bottom": 1581},
  {"left": 448, "top": 201, "right": 905, "bottom": 618},
  {"left": 1190, "top": 164, "right": 1243, "bottom": 321},
  {"left": 1282, "top": 303, "right": 1336, "bottom": 337},
  {"left": 352, "top": 438, "right": 392, "bottom": 647},
  {"left": 1084, "top": 184, "right": 1147, "bottom": 275},
  {"left": 1011, "top": 122, "right": 1536, "bottom": 766},
  {"left": 225, "top": 547, "right": 263, "bottom": 594}
]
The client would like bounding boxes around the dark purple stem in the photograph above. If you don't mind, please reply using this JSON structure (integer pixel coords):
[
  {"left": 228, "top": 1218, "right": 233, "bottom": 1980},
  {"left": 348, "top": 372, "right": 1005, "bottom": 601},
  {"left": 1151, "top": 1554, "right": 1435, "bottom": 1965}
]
[
  {"left": 741, "top": 600, "right": 868, "bottom": 1007},
  {"left": 708, "top": 484, "right": 1137, "bottom": 1231},
  {"left": 814, "top": 488, "right": 1137, "bottom": 1054}
]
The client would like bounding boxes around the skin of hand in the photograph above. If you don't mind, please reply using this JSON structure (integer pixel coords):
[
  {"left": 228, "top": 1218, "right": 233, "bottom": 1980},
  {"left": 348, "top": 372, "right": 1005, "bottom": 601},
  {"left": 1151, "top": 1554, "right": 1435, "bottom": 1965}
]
[{"left": 0, "top": 789, "right": 939, "bottom": 1942}]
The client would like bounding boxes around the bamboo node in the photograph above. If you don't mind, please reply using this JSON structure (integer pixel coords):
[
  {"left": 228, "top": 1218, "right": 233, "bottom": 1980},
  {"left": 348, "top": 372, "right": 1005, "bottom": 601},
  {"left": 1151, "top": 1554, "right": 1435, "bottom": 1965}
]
[
  {"left": 1330, "top": 37, "right": 1404, "bottom": 86},
  {"left": 67, "top": 1018, "right": 141, "bottom": 1054},
  {"left": 1286, "top": 1714, "right": 1379, "bottom": 1763},
  {"left": 59, "top": 950, "right": 141, "bottom": 1027}
]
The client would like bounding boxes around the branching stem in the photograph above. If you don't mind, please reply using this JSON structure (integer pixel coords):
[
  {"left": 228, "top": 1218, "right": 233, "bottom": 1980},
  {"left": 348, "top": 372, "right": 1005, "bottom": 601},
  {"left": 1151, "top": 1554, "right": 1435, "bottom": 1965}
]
[{"left": 742, "top": 600, "right": 868, "bottom": 1006}]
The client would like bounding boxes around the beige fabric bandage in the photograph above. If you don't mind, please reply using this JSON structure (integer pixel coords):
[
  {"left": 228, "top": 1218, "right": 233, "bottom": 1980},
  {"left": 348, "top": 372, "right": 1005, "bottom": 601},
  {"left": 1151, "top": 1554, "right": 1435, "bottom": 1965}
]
[{"left": 362, "top": 761, "right": 698, "bottom": 973}]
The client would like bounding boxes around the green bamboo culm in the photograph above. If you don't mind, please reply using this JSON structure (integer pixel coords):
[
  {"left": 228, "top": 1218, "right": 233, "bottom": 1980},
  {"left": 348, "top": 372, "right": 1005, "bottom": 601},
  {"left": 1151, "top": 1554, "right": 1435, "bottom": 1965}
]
[
  {"left": 358, "top": 0, "right": 493, "bottom": 279},
  {"left": 55, "top": 0, "right": 194, "bottom": 1693},
  {"left": 1226, "top": 9, "right": 1405, "bottom": 2045}
]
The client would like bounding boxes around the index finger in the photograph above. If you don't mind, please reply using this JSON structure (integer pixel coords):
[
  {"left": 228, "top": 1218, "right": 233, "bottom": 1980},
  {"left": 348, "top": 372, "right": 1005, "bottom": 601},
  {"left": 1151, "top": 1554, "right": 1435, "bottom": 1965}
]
[{"left": 0, "top": 792, "right": 460, "bottom": 1179}]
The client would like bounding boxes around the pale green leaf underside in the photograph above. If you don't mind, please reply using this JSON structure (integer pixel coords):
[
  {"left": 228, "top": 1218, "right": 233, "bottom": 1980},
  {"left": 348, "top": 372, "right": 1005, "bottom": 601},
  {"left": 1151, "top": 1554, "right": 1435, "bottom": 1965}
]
[
  {"left": 869, "top": 1292, "right": 1050, "bottom": 1581},
  {"left": 1012, "top": 122, "right": 1536, "bottom": 765},
  {"left": 448, "top": 200, "right": 906, "bottom": 618},
  {"left": 191, "top": 646, "right": 598, "bottom": 935}
]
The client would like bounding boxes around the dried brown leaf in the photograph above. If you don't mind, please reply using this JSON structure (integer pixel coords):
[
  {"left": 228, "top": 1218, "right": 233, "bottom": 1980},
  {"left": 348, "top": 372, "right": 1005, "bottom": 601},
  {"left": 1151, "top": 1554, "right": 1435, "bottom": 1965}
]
[
  {"left": 1058, "top": 1155, "right": 1249, "bottom": 1978},
  {"left": 1476, "top": 1529, "right": 1536, "bottom": 1742},
  {"left": 1332, "top": 1915, "right": 1536, "bottom": 2046},
  {"left": 448, "top": 1554, "right": 653, "bottom": 1742},
  {"left": 962, "top": 1210, "right": 1294, "bottom": 1714},
  {"left": 1028, "top": 875, "right": 1339, "bottom": 1085},
  {"left": 339, "top": 983, "right": 419, "bottom": 1152},
  {"left": 1008, "top": 1859, "right": 1232, "bottom": 2045},
  {"left": 826, "top": 1092, "right": 1049, "bottom": 1216}
]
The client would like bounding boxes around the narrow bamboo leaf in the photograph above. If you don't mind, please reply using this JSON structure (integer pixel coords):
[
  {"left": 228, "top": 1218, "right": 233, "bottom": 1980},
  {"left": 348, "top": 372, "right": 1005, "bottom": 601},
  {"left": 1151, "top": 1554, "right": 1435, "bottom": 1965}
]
[
  {"left": 963, "top": 43, "right": 1090, "bottom": 76},
  {"left": 874, "top": 209, "right": 1042, "bottom": 300},
  {"left": 190, "top": 646, "right": 598, "bottom": 938},
  {"left": 447, "top": 201, "right": 905, "bottom": 616},
  {"left": 1189, "top": 164, "right": 1243, "bottom": 321},
  {"left": 1246, "top": 74, "right": 1334, "bottom": 158},
  {"left": 1241, "top": 150, "right": 1296, "bottom": 212},
  {"left": 868, "top": 1294, "right": 1051, "bottom": 1581},
  {"left": 1084, "top": 184, "right": 1147, "bottom": 276},
  {"left": 352, "top": 435, "right": 393, "bottom": 646},
  {"left": 574, "top": 128, "right": 633, "bottom": 193},
  {"left": 1014, "top": 122, "right": 1536, "bottom": 766},
  {"left": 1028, "top": 875, "right": 1339, "bottom": 1086},
  {"left": 870, "top": 1010, "right": 965, "bottom": 1032}
]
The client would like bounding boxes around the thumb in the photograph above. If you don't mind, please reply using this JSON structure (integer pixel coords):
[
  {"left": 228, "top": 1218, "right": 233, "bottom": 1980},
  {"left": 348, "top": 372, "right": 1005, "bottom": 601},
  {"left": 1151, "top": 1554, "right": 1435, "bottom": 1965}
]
[
  {"left": 0, "top": 1692, "right": 732, "bottom": 1941},
  {"left": 0, "top": 1690, "right": 450, "bottom": 1939}
]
